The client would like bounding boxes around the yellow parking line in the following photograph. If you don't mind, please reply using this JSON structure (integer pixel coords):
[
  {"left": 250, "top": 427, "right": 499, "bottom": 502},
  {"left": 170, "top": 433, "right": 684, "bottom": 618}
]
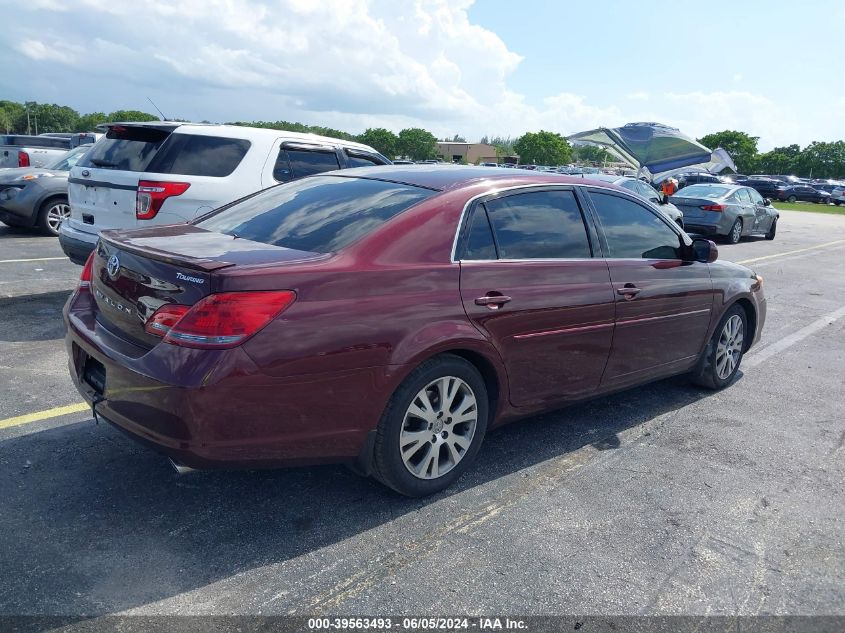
[
  {"left": 0, "top": 257, "right": 68, "bottom": 264},
  {"left": 737, "top": 239, "right": 845, "bottom": 265},
  {"left": 0, "top": 402, "right": 89, "bottom": 430}
]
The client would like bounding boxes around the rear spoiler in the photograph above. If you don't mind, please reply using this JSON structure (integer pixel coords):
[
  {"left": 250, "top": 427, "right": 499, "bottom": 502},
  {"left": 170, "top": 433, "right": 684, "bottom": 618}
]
[
  {"left": 96, "top": 121, "right": 182, "bottom": 133},
  {"left": 99, "top": 232, "right": 235, "bottom": 272}
]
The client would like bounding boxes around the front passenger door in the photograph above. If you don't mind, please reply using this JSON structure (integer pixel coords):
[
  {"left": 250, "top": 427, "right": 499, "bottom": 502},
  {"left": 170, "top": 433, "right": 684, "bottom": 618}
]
[{"left": 586, "top": 190, "right": 715, "bottom": 388}]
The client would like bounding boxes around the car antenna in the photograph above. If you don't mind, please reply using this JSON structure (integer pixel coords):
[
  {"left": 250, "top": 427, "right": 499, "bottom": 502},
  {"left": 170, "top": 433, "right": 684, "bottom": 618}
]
[{"left": 146, "top": 97, "right": 168, "bottom": 121}]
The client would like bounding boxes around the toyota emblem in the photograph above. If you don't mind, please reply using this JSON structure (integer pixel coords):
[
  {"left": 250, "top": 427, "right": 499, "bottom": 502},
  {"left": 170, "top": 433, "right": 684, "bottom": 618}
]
[{"left": 106, "top": 254, "right": 120, "bottom": 279}]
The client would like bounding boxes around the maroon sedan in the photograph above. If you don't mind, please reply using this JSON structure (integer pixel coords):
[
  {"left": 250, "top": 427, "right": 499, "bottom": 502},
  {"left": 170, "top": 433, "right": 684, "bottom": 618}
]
[{"left": 65, "top": 166, "right": 766, "bottom": 496}]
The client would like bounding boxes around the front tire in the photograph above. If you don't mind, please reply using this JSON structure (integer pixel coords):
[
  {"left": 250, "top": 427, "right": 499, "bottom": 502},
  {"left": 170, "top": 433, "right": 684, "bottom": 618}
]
[
  {"left": 787, "top": 195, "right": 797, "bottom": 203},
  {"left": 37, "top": 197, "right": 70, "bottom": 236},
  {"left": 765, "top": 217, "right": 777, "bottom": 240},
  {"left": 726, "top": 218, "right": 743, "bottom": 244},
  {"left": 690, "top": 305, "right": 747, "bottom": 389},
  {"left": 372, "top": 354, "right": 489, "bottom": 497}
]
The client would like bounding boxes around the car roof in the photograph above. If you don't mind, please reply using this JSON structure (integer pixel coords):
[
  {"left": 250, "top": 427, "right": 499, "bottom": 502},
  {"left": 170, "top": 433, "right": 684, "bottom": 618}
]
[
  {"left": 97, "top": 121, "right": 378, "bottom": 152},
  {"left": 331, "top": 165, "right": 626, "bottom": 192}
]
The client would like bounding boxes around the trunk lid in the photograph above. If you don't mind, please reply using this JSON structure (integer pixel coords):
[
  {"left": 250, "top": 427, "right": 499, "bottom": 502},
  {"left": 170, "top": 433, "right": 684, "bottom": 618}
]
[
  {"left": 669, "top": 196, "right": 716, "bottom": 220},
  {"left": 92, "top": 224, "right": 321, "bottom": 348}
]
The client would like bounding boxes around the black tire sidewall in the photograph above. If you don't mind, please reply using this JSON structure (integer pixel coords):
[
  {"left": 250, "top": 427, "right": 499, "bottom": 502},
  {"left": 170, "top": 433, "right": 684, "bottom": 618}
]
[
  {"left": 706, "top": 305, "right": 747, "bottom": 389},
  {"left": 766, "top": 218, "right": 777, "bottom": 240},
  {"left": 374, "top": 355, "right": 489, "bottom": 497},
  {"left": 728, "top": 218, "right": 742, "bottom": 244},
  {"left": 38, "top": 197, "right": 67, "bottom": 236}
]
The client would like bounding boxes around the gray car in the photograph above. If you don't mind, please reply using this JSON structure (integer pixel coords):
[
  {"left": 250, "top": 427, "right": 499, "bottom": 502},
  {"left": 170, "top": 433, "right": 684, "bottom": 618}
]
[
  {"left": 580, "top": 173, "right": 686, "bottom": 228},
  {"left": 0, "top": 145, "right": 89, "bottom": 236},
  {"left": 670, "top": 183, "right": 779, "bottom": 244}
]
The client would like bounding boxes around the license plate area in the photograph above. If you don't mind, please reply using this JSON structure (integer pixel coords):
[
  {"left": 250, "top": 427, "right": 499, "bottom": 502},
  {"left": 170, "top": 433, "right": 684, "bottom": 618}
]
[{"left": 82, "top": 356, "right": 106, "bottom": 396}]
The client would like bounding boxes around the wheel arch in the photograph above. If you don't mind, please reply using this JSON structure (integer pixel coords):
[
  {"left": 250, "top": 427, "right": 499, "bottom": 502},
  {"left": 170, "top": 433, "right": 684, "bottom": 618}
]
[{"left": 730, "top": 297, "right": 757, "bottom": 352}]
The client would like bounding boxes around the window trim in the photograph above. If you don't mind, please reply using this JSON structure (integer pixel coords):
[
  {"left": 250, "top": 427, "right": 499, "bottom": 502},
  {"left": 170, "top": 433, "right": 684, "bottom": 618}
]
[
  {"left": 452, "top": 184, "right": 598, "bottom": 263},
  {"left": 581, "top": 186, "right": 691, "bottom": 261}
]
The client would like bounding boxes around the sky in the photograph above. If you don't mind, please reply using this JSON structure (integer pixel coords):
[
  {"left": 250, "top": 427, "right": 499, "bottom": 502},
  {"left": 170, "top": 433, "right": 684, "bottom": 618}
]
[{"left": 1, "top": 0, "right": 844, "bottom": 151}]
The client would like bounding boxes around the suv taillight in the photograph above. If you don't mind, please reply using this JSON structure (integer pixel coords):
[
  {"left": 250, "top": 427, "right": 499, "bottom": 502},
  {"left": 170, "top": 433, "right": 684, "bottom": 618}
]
[
  {"left": 136, "top": 181, "right": 190, "bottom": 220},
  {"left": 144, "top": 291, "right": 296, "bottom": 348},
  {"left": 18, "top": 151, "right": 30, "bottom": 167}
]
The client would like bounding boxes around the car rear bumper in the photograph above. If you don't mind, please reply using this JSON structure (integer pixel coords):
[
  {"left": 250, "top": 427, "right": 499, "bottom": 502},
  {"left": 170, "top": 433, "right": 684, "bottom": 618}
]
[
  {"left": 683, "top": 223, "right": 721, "bottom": 236},
  {"left": 64, "top": 289, "right": 382, "bottom": 469},
  {"left": 59, "top": 221, "right": 98, "bottom": 264}
]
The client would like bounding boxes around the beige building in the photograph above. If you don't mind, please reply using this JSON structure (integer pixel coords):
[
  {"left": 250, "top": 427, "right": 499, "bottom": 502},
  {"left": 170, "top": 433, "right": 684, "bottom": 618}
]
[{"left": 436, "top": 142, "right": 499, "bottom": 164}]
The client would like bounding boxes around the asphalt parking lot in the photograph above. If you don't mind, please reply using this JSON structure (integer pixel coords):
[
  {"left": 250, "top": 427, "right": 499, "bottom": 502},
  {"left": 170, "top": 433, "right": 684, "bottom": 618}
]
[{"left": 1, "top": 211, "right": 844, "bottom": 618}]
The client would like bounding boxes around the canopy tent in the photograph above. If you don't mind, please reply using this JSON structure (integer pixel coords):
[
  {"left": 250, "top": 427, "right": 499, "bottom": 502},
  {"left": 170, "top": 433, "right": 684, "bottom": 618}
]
[{"left": 567, "top": 122, "right": 713, "bottom": 178}]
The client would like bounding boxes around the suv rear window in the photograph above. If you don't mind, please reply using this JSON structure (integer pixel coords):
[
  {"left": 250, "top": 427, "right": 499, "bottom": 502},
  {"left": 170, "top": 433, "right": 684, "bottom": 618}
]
[
  {"left": 196, "top": 175, "right": 434, "bottom": 253},
  {"left": 151, "top": 134, "right": 250, "bottom": 177},
  {"left": 78, "top": 126, "right": 170, "bottom": 172}
]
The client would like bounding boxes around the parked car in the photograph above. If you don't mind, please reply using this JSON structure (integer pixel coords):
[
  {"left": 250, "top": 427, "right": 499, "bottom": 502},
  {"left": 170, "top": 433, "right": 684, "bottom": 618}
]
[
  {"left": 670, "top": 183, "right": 779, "bottom": 243},
  {"left": 830, "top": 186, "right": 845, "bottom": 206},
  {"left": 65, "top": 166, "right": 766, "bottom": 497},
  {"left": 777, "top": 184, "right": 831, "bottom": 204},
  {"left": 59, "top": 122, "right": 390, "bottom": 264},
  {"left": 741, "top": 178, "right": 786, "bottom": 200},
  {"left": 578, "top": 173, "right": 685, "bottom": 227},
  {"left": 675, "top": 172, "right": 721, "bottom": 189},
  {"left": 0, "top": 134, "right": 71, "bottom": 169},
  {"left": 0, "top": 145, "right": 91, "bottom": 235}
]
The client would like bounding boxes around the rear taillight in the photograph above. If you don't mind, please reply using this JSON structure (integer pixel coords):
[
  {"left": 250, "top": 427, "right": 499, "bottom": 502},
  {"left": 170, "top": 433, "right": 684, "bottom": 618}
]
[
  {"left": 78, "top": 251, "right": 95, "bottom": 290},
  {"left": 136, "top": 181, "right": 190, "bottom": 220},
  {"left": 144, "top": 304, "right": 190, "bottom": 337},
  {"left": 145, "top": 291, "right": 296, "bottom": 348},
  {"left": 18, "top": 151, "right": 30, "bottom": 167},
  {"left": 701, "top": 204, "right": 726, "bottom": 212}
]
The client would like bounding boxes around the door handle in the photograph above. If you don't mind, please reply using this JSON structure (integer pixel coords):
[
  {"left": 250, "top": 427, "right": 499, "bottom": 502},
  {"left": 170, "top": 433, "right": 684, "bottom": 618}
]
[
  {"left": 616, "top": 284, "right": 641, "bottom": 300},
  {"left": 475, "top": 294, "right": 512, "bottom": 308}
]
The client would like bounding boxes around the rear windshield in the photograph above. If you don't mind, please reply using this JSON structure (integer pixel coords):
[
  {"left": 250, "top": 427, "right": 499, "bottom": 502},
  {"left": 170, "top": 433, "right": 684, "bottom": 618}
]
[
  {"left": 78, "top": 126, "right": 170, "bottom": 171},
  {"left": 196, "top": 175, "right": 435, "bottom": 253},
  {"left": 78, "top": 129, "right": 250, "bottom": 176},
  {"left": 676, "top": 184, "right": 732, "bottom": 199}
]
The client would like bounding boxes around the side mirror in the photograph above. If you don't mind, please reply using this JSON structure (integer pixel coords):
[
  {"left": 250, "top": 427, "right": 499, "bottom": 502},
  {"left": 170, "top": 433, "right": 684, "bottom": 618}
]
[
  {"left": 763, "top": 198, "right": 771, "bottom": 206},
  {"left": 691, "top": 238, "right": 718, "bottom": 263}
]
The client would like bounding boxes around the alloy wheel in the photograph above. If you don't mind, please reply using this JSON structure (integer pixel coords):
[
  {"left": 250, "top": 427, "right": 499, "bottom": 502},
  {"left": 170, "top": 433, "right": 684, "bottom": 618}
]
[
  {"left": 716, "top": 314, "right": 744, "bottom": 380},
  {"left": 399, "top": 376, "right": 478, "bottom": 479},
  {"left": 730, "top": 220, "right": 742, "bottom": 243},
  {"left": 46, "top": 202, "right": 71, "bottom": 233}
]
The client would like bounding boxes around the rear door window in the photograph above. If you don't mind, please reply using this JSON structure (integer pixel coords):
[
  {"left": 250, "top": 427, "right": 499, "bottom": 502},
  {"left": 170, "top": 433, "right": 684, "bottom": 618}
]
[
  {"left": 149, "top": 134, "right": 250, "bottom": 177},
  {"left": 345, "top": 151, "right": 386, "bottom": 168},
  {"left": 589, "top": 192, "right": 684, "bottom": 260},
  {"left": 483, "top": 190, "right": 592, "bottom": 259},
  {"left": 274, "top": 148, "right": 340, "bottom": 182},
  {"left": 196, "top": 175, "right": 434, "bottom": 253},
  {"left": 78, "top": 126, "right": 171, "bottom": 171},
  {"left": 460, "top": 206, "right": 498, "bottom": 260}
]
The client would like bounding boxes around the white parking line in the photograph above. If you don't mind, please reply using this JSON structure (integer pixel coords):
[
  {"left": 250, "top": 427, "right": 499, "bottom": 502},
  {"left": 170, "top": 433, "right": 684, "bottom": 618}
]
[
  {"left": 0, "top": 257, "right": 68, "bottom": 264},
  {"left": 744, "top": 305, "right": 845, "bottom": 369}
]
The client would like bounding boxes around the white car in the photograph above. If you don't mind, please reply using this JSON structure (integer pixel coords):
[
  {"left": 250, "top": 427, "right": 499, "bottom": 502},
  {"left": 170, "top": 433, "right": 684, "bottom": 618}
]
[
  {"left": 59, "top": 122, "right": 390, "bottom": 264},
  {"left": 831, "top": 187, "right": 845, "bottom": 206}
]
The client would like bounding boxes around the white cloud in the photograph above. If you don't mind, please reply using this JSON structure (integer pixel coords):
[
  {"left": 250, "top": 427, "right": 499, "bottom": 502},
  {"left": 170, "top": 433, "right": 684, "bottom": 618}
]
[{"left": 1, "top": 0, "right": 839, "bottom": 150}]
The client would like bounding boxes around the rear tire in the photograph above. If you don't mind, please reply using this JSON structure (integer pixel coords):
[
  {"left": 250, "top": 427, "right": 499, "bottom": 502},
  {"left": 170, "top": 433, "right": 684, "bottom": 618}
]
[
  {"left": 372, "top": 354, "right": 488, "bottom": 497},
  {"left": 787, "top": 195, "right": 797, "bottom": 203},
  {"left": 690, "top": 305, "right": 747, "bottom": 390},
  {"left": 765, "top": 217, "right": 777, "bottom": 240},
  {"left": 726, "top": 218, "right": 743, "bottom": 244},
  {"left": 37, "top": 197, "right": 70, "bottom": 236}
]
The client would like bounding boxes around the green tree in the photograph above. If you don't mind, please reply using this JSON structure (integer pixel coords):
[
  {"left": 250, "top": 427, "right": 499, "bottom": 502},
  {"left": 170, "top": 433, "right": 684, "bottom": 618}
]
[
  {"left": 756, "top": 144, "right": 801, "bottom": 176},
  {"left": 449, "top": 133, "right": 467, "bottom": 142},
  {"left": 795, "top": 141, "right": 845, "bottom": 179},
  {"left": 75, "top": 112, "right": 109, "bottom": 132},
  {"left": 357, "top": 127, "right": 399, "bottom": 157},
  {"left": 571, "top": 144, "right": 614, "bottom": 164},
  {"left": 107, "top": 109, "right": 159, "bottom": 122},
  {"left": 512, "top": 130, "right": 572, "bottom": 165},
  {"left": 698, "top": 130, "right": 759, "bottom": 174},
  {"left": 31, "top": 103, "right": 80, "bottom": 133},
  {"left": 0, "top": 100, "right": 26, "bottom": 133},
  {"left": 398, "top": 127, "right": 437, "bottom": 160}
]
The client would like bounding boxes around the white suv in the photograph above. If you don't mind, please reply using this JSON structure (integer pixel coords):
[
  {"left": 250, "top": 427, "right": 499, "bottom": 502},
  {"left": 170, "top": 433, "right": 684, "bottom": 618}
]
[{"left": 60, "top": 122, "right": 390, "bottom": 264}]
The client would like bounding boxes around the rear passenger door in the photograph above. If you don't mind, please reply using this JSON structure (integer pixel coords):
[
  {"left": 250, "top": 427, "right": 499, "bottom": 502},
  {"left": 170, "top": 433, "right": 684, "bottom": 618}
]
[
  {"left": 585, "top": 189, "right": 714, "bottom": 387},
  {"left": 457, "top": 187, "right": 616, "bottom": 408},
  {"left": 747, "top": 187, "right": 772, "bottom": 232}
]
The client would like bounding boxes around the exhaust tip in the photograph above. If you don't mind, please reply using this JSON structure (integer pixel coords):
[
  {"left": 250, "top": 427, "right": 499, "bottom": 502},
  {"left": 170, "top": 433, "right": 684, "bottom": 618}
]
[{"left": 169, "top": 458, "right": 198, "bottom": 475}]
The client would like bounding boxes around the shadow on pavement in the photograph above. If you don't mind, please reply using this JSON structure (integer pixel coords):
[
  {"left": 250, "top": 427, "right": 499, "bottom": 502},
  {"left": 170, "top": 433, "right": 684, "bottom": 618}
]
[
  {"left": 0, "top": 374, "right": 710, "bottom": 616},
  {"left": 0, "top": 290, "right": 70, "bottom": 342}
]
